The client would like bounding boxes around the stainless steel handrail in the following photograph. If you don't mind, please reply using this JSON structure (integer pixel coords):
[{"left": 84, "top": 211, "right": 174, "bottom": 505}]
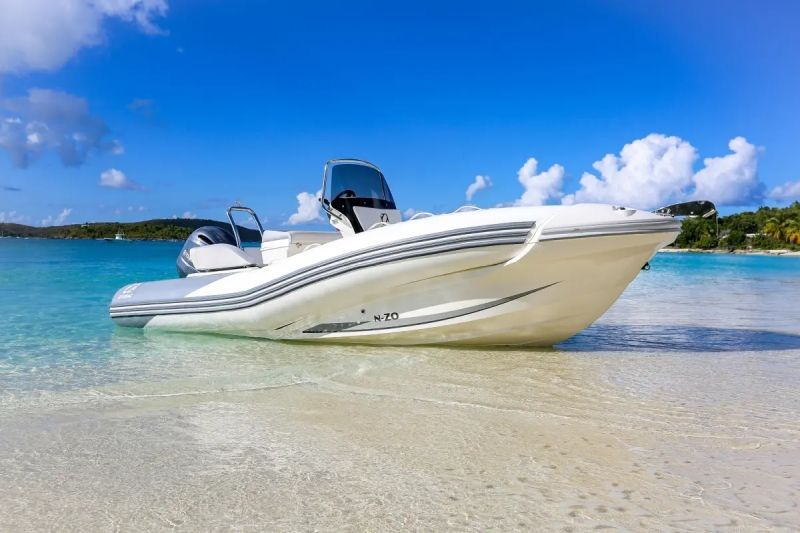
[{"left": 226, "top": 206, "right": 264, "bottom": 249}]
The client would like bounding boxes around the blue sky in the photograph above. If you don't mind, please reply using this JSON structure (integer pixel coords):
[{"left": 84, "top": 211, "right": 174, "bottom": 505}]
[{"left": 1, "top": 0, "right": 799, "bottom": 227}]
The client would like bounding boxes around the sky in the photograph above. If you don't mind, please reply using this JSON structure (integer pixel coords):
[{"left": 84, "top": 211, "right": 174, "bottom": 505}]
[{"left": 1, "top": 0, "right": 799, "bottom": 228}]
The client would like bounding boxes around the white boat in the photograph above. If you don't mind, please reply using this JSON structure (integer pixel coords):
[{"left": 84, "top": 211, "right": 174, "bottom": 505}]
[
  {"left": 105, "top": 229, "right": 129, "bottom": 242},
  {"left": 109, "top": 159, "right": 713, "bottom": 346}
]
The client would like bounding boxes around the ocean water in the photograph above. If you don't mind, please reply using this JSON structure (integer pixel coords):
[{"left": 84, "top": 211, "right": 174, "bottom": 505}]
[{"left": 1, "top": 238, "right": 799, "bottom": 531}]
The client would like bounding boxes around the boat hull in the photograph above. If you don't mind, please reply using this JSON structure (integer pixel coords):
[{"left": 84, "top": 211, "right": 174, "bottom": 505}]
[{"left": 110, "top": 205, "right": 679, "bottom": 346}]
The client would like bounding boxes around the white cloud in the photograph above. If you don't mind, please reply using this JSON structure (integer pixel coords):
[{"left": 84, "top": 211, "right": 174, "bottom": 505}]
[
  {"left": 514, "top": 157, "right": 565, "bottom": 206},
  {"left": 41, "top": 208, "right": 72, "bottom": 227},
  {"left": 768, "top": 180, "right": 800, "bottom": 202},
  {"left": 692, "top": 137, "right": 762, "bottom": 206},
  {"left": 99, "top": 168, "right": 142, "bottom": 190},
  {"left": 0, "top": 0, "right": 168, "bottom": 74},
  {"left": 560, "top": 134, "right": 764, "bottom": 208},
  {"left": 465, "top": 175, "right": 492, "bottom": 202},
  {"left": 563, "top": 134, "right": 697, "bottom": 208},
  {"left": 286, "top": 190, "right": 323, "bottom": 225},
  {"left": 0, "top": 210, "right": 30, "bottom": 224},
  {"left": 0, "top": 89, "right": 121, "bottom": 167},
  {"left": 181, "top": 211, "right": 197, "bottom": 219}
]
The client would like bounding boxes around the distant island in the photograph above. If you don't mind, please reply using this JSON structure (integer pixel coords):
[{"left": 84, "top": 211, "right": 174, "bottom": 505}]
[
  {"left": 2, "top": 202, "right": 799, "bottom": 253},
  {"left": 0, "top": 218, "right": 262, "bottom": 242}
]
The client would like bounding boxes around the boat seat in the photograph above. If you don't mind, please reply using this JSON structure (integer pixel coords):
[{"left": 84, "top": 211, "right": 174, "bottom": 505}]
[
  {"left": 260, "top": 230, "right": 341, "bottom": 265},
  {"left": 189, "top": 243, "right": 260, "bottom": 273},
  {"left": 262, "top": 230, "right": 291, "bottom": 242}
]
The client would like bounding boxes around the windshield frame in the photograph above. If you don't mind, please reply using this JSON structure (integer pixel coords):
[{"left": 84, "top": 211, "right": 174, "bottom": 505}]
[{"left": 320, "top": 158, "right": 394, "bottom": 209}]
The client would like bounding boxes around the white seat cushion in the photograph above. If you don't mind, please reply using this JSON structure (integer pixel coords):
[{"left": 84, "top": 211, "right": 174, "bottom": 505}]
[
  {"left": 262, "top": 230, "right": 290, "bottom": 242},
  {"left": 189, "top": 243, "right": 258, "bottom": 272}
]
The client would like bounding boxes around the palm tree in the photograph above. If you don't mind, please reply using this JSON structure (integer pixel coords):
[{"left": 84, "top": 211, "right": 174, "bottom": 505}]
[
  {"left": 781, "top": 220, "right": 800, "bottom": 245},
  {"left": 763, "top": 217, "right": 783, "bottom": 241}
]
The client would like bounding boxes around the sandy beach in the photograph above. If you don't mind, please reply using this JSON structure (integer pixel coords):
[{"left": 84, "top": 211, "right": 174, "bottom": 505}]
[{"left": 660, "top": 247, "right": 800, "bottom": 257}]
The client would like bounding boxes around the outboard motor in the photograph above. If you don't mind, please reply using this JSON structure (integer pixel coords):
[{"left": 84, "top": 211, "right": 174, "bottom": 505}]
[{"left": 177, "top": 226, "right": 237, "bottom": 278}]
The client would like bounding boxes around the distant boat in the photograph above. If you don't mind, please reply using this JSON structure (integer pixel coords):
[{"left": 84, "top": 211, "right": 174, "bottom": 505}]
[{"left": 105, "top": 229, "right": 129, "bottom": 242}]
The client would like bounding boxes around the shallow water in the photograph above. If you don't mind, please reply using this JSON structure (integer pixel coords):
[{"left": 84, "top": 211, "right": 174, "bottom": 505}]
[{"left": 1, "top": 239, "right": 799, "bottom": 531}]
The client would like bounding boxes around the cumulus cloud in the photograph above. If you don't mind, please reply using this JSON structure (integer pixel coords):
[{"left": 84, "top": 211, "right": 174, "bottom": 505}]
[
  {"left": 0, "top": 0, "right": 168, "bottom": 74},
  {"left": 286, "top": 190, "right": 323, "bottom": 225},
  {"left": 768, "top": 180, "right": 800, "bottom": 203},
  {"left": 559, "top": 134, "right": 764, "bottom": 208},
  {"left": 692, "top": 137, "right": 762, "bottom": 206},
  {"left": 563, "top": 134, "right": 697, "bottom": 208},
  {"left": 514, "top": 158, "right": 565, "bottom": 206},
  {"left": 99, "top": 168, "right": 142, "bottom": 190},
  {"left": 0, "top": 89, "right": 123, "bottom": 168},
  {"left": 41, "top": 208, "right": 72, "bottom": 227},
  {"left": 0, "top": 210, "right": 30, "bottom": 224},
  {"left": 465, "top": 175, "right": 492, "bottom": 202}
]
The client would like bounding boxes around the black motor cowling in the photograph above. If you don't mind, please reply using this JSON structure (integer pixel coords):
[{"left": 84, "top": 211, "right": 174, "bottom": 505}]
[{"left": 177, "top": 225, "right": 236, "bottom": 278}]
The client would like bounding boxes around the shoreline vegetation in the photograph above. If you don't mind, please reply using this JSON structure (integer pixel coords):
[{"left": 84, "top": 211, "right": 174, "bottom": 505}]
[
  {"left": 0, "top": 218, "right": 261, "bottom": 242},
  {"left": 660, "top": 247, "right": 800, "bottom": 257},
  {"left": 2, "top": 202, "right": 799, "bottom": 256},
  {"left": 666, "top": 201, "right": 800, "bottom": 255}
]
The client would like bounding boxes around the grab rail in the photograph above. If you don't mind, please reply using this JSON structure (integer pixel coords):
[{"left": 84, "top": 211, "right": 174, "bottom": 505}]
[{"left": 226, "top": 206, "right": 265, "bottom": 249}]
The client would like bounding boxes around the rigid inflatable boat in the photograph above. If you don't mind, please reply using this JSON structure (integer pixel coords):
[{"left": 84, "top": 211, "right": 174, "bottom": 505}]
[{"left": 110, "top": 159, "right": 714, "bottom": 346}]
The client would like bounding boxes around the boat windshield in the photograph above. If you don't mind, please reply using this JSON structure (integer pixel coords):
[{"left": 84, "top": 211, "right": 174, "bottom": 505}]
[{"left": 330, "top": 163, "right": 395, "bottom": 204}]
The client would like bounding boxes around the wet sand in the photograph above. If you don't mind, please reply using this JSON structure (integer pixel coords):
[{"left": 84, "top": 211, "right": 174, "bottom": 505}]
[{"left": 2, "top": 337, "right": 799, "bottom": 531}]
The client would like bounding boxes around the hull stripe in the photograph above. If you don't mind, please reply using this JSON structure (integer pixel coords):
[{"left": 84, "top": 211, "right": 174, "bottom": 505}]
[
  {"left": 110, "top": 237, "right": 528, "bottom": 319},
  {"left": 303, "top": 283, "right": 559, "bottom": 334},
  {"left": 111, "top": 221, "right": 534, "bottom": 313}
]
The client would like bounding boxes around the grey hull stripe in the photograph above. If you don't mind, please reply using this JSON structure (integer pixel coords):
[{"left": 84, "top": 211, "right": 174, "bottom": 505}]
[
  {"left": 539, "top": 219, "right": 679, "bottom": 241},
  {"left": 110, "top": 238, "right": 528, "bottom": 319},
  {"left": 111, "top": 233, "right": 528, "bottom": 315},
  {"left": 112, "top": 229, "right": 530, "bottom": 313},
  {"left": 303, "top": 321, "right": 368, "bottom": 333},
  {"left": 111, "top": 221, "right": 533, "bottom": 312},
  {"left": 303, "top": 282, "right": 559, "bottom": 334},
  {"left": 539, "top": 229, "right": 678, "bottom": 242}
]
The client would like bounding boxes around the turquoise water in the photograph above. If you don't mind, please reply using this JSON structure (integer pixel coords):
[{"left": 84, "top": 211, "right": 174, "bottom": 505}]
[{"left": 2, "top": 238, "right": 800, "bottom": 530}]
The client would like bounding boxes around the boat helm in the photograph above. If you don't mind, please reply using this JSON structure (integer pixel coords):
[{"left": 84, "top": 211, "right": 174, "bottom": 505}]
[{"left": 319, "top": 159, "right": 402, "bottom": 235}]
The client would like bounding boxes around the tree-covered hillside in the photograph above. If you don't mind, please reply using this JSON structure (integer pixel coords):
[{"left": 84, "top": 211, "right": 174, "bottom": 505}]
[
  {"left": 673, "top": 202, "right": 800, "bottom": 250},
  {"left": 0, "top": 219, "right": 262, "bottom": 242}
]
